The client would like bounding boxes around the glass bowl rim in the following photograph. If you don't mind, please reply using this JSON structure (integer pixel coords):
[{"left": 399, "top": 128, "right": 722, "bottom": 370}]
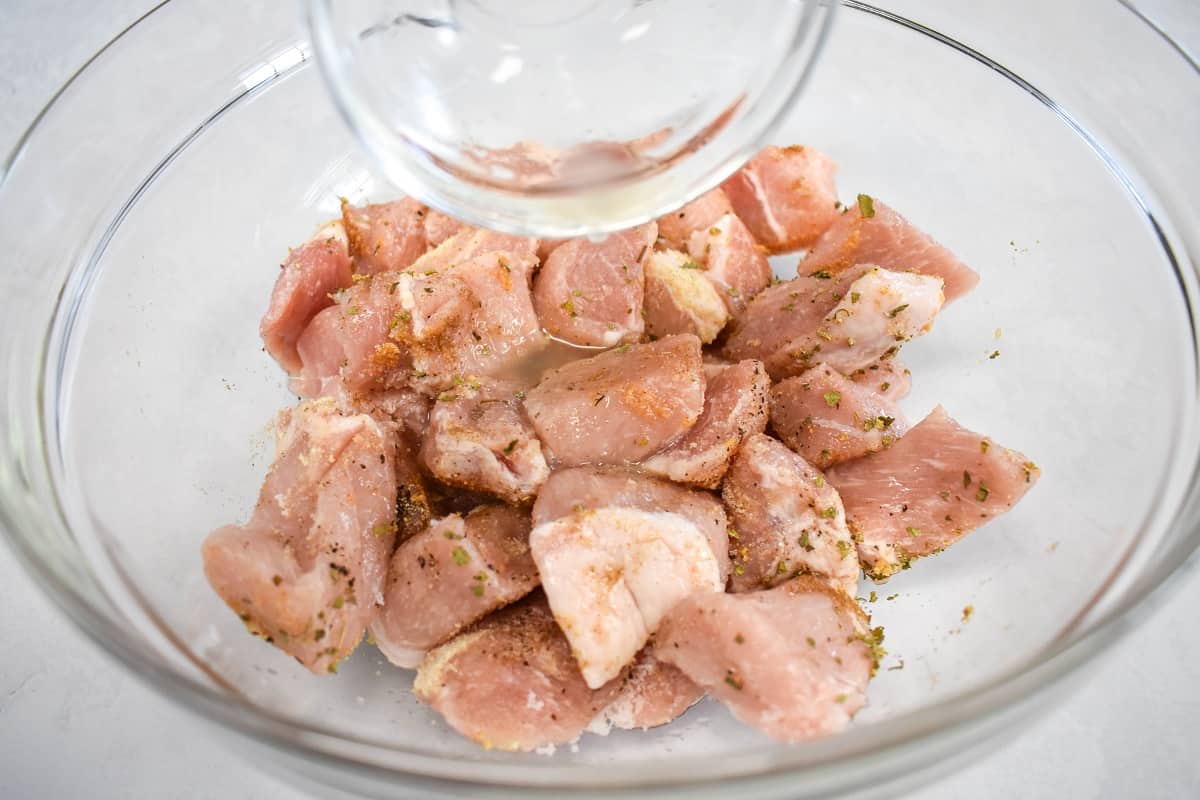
[{"left": 2, "top": 0, "right": 1199, "bottom": 793}]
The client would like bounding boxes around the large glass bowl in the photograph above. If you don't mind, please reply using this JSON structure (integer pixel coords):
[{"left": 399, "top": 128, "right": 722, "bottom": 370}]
[{"left": 2, "top": 1, "right": 1198, "bottom": 798}]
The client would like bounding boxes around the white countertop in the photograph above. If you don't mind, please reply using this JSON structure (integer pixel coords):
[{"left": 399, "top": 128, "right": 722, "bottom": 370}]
[{"left": 2, "top": 2, "right": 1198, "bottom": 797}]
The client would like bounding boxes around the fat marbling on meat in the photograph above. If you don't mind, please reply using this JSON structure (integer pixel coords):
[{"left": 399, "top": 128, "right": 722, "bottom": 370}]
[{"left": 720, "top": 145, "right": 840, "bottom": 253}]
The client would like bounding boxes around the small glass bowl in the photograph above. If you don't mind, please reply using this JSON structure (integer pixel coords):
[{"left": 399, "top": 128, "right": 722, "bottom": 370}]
[
  {"left": 1, "top": 1, "right": 1198, "bottom": 798},
  {"left": 306, "top": 0, "right": 838, "bottom": 236}
]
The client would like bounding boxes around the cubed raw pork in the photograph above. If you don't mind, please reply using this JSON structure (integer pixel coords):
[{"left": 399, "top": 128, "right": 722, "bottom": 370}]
[
  {"left": 762, "top": 267, "right": 945, "bottom": 380},
  {"left": 592, "top": 648, "right": 703, "bottom": 731},
  {"left": 354, "top": 387, "right": 434, "bottom": 539},
  {"left": 684, "top": 212, "right": 773, "bottom": 313},
  {"left": 523, "top": 334, "right": 705, "bottom": 466},
  {"left": 641, "top": 360, "right": 770, "bottom": 489},
  {"left": 420, "top": 378, "right": 549, "bottom": 504},
  {"left": 642, "top": 249, "right": 729, "bottom": 344},
  {"left": 371, "top": 504, "right": 538, "bottom": 667},
  {"left": 720, "top": 145, "right": 839, "bottom": 252},
  {"left": 655, "top": 187, "right": 735, "bottom": 251},
  {"left": 799, "top": 196, "right": 979, "bottom": 302},
  {"left": 260, "top": 220, "right": 353, "bottom": 374},
  {"left": 201, "top": 399, "right": 397, "bottom": 673},
  {"left": 533, "top": 466, "right": 731, "bottom": 581},
  {"left": 404, "top": 227, "right": 539, "bottom": 276},
  {"left": 422, "top": 209, "right": 474, "bottom": 248},
  {"left": 827, "top": 406, "right": 1041, "bottom": 580},
  {"left": 414, "top": 593, "right": 625, "bottom": 751},
  {"left": 341, "top": 197, "right": 429, "bottom": 275},
  {"left": 770, "top": 364, "right": 908, "bottom": 468},
  {"left": 655, "top": 575, "right": 881, "bottom": 742},
  {"left": 722, "top": 434, "right": 858, "bottom": 593},
  {"left": 532, "top": 222, "right": 656, "bottom": 347},
  {"left": 722, "top": 264, "right": 871, "bottom": 371},
  {"left": 530, "top": 506, "right": 724, "bottom": 688}
]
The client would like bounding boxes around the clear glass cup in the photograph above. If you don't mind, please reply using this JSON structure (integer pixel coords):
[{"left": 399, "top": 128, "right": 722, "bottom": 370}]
[
  {"left": 305, "top": 0, "right": 839, "bottom": 236},
  {"left": 0, "top": 1, "right": 1198, "bottom": 798}
]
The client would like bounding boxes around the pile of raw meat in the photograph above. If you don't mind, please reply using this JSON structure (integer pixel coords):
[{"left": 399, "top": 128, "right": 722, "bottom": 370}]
[{"left": 203, "top": 145, "right": 1040, "bottom": 751}]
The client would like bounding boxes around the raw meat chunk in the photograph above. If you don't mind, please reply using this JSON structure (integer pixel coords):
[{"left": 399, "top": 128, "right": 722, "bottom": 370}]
[
  {"left": 404, "top": 227, "right": 539, "bottom": 276},
  {"left": 593, "top": 648, "right": 703, "bottom": 731},
  {"left": 799, "top": 196, "right": 980, "bottom": 302},
  {"left": 827, "top": 406, "right": 1041, "bottom": 580},
  {"left": 847, "top": 358, "right": 911, "bottom": 401},
  {"left": 655, "top": 575, "right": 880, "bottom": 742},
  {"left": 722, "top": 434, "right": 858, "bottom": 593},
  {"left": 260, "top": 220, "right": 352, "bottom": 374},
  {"left": 722, "top": 264, "right": 871, "bottom": 371},
  {"left": 394, "top": 250, "right": 547, "bottom": 384},
  {"left": 655, "top": 187, "right": 735, "bottom": 250},
  {"left": 341, "top": 197, "right": 428, "bottom": 275},
  {"left": 530, "top": 506, "right": 724, "bottom": 688},
  {"left": 420, "top": 378, "right": 549, "bottom": 504},
  {"left": 202, "top": 399, "right": 397, "bottom": 673},
  {"left": 763, "top": 267, "right": 944, "bottom": 380},
  {"left": 642, "top": 249, "right": 730, "bottom": 343},
  {"left": 533, "top": 222, "right": 656, "bottom": 346},
  {"left": 685, "top": 212, "right": 773, "bottom": 313},
  {"left": 355, "top": 387, "right": 434, "bottom": 539},
  {"left": 770, "top": 365, "right": 908, "bottom": 468},
  {"left": 533, "top": 466, "right": 731, "bottom": 582},
  {"left": 414, "top": 594, "right": 625, "bottom": 751},
  {"left": 720, "top": 145, "right": 839, "bottom": 252},
  {"left": 422, "top": 209, "right": 474, "bottom": 248},
  {"left": 523, "top": 334, "right": 705, "bottom": 466},
  {"left": 371, "top": 504, "right": 539, "bottom": 667},
  {"left": 641, "top": 360, "right": 770, "bottom": 489}
]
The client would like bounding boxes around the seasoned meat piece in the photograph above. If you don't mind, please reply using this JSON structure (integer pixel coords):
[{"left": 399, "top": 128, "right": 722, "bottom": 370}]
[
  {"left": 684, "top": 212, "right": 773, "bottom": 314},
  {"left": 354, "top": 387, "right": 434, "bottom": 539},
  {"left": 763, "top": 267, "right": 944, "bottom": 380},
  {"left": 202, "top": 399, "right": 396, "bottom": 673},
  {"left": 722, "top": 264, "right": 872, "bottom": 371},
  {"left": 394, "top": 250, "right": 547, "bottom": 384},
  {"left": 371, "top": 505, "right": 539, "bottom": 667},
  {"left": 656, "top": 575, "right": 880, "bottom": 742},
  {"left": 422, "top": 209, "right": 474, "bottom": 248},
  {"left": 641, "top": 360, "right": 770, "bottom": 489},
  {"left": 341, "top": 197, "right": 429, "bottom": 275},
  {"left": 260, "top": 220, "right": 352, "bottom": 374},
  {"left": 722, "top": 434, "right": 858, "bottom": 593},
  {"left": 414, "top": 593, "right": 625, "bottom": 751},
  {"left": 847, "top": 358, "right": 911, "bottom": 402},
  {"left": 642, "top": 249, "right": 730, "bottom": 344},
  {"left": 420, "top": 378, "right": 549, "bottom": 504},
  {"left": 655, "top": 187, "right": 735, "bottom": 250},
  {"left": 532, "top": 222, "right": 656, "bottom": 346},
  {"left": 827, "top": 406, "right": 1041, "bottom": 580},
  {"left": 523, "top": 334, "right": 705, "bottom": 466},
  {"left": 770, "top": 364, "right": 909, "bottom": 468},
  {"left": 404, "top": 227, "right": 539, "bottom": 276},
  {"left": 533, "top": 466, "right": 731, "bottom": 582},
  {"left": 530, "top": 506, "right": 724, "bottom": 688},
  {"left": 720, "top": 145, "right": 839, "bottom": 252},
  {"left": 799, "top": 196, "right": 979, "bottom": 302},
  {"left": 593, "top": 648, "right": 703, "bottom": 731}
]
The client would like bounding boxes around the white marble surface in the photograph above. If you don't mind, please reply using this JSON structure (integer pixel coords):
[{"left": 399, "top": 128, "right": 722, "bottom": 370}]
[{"left": 1, "top": 2, "right": 1198, "bottom": 797}]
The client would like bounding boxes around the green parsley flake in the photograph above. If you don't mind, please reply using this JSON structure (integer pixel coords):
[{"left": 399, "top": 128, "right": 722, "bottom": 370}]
[
  {"left": 857, "top": 193, "right": 876, "bottom": 218},
  {"left": 470, "top": 585, "right": 485, "bottom": 597},
  {"left": 886, "top": 303, "right": 909, "bottom": 319},
  {"left": 810, "top": 270, "right": 833, "bottom": 279},
  {"left": 679, "top": 261, "right": 703, "bottom": 270},
  {"left": 451, "top": 546, "right": 470, "bottom": 566},
  {"left": 906, "top": 526, "right": 921, "bottom": 537},
  {"left": 503, "top": 439, "right": 518, "bottom": 454},
  {"left": 822, "top": 506, "right": 839, "bottom": 519},
  {"left": 823, "top": 390, "right": 842, "bottom": 409},
  {"left": 976, "top": 483, "right": 990, "bottom": 502}
]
